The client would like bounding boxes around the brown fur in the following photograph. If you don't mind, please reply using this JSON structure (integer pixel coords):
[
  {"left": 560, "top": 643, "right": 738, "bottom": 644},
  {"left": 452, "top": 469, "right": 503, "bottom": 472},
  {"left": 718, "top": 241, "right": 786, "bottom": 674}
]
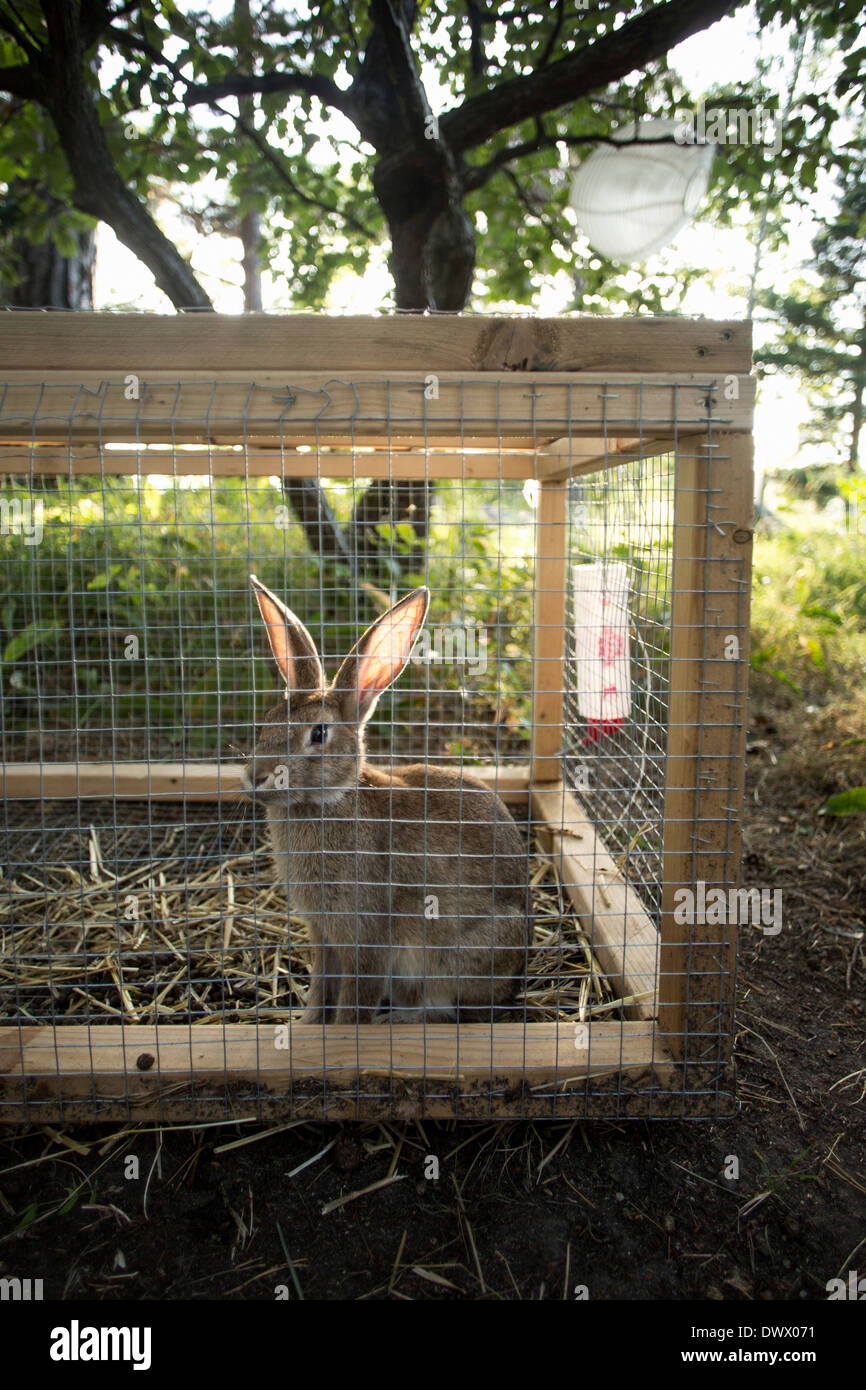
[{"left": 243, "top": 582, "right": 530, "bottom": 1024}]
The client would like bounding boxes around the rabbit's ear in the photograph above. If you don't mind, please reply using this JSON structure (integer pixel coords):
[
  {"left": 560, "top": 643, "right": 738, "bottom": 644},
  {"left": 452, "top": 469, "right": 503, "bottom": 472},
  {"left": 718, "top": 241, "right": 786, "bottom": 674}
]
[
  {"left": 333, "top": 587, "right": 429, "bottom": 722},
  {"left": 250, "top": 575, "right": 323, "bottom": 694}
]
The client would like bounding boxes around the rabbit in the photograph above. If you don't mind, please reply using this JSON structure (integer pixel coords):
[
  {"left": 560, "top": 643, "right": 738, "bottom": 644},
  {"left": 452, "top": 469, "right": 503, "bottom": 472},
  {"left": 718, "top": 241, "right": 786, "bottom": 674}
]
[{"left": 241, "top": 576, "right": 530, "bottom": 1025}]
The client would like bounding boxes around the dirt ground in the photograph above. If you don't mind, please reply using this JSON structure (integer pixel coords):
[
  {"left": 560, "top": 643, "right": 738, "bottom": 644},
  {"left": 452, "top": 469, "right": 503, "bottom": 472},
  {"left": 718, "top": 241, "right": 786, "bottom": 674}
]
[{"left": 1, "top": 697, "right": 864, "bottom": 1304}]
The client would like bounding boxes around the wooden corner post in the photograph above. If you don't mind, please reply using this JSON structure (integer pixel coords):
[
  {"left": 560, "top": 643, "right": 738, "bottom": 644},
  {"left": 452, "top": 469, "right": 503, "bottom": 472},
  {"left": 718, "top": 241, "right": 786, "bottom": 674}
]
[
  {"left": 531, "top": 478, "right": 568, "bottom": 783},
  {"left": 658, "top": 431, "right": 753, "bottom": 1086}
]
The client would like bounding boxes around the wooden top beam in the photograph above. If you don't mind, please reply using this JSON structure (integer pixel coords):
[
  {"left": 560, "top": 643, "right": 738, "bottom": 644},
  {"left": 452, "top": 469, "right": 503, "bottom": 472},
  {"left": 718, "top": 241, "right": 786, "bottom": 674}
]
[
  {"left": 0, "top": 371, "right": 754, "bottom": 446},
  {"left": 0, "top": 313, "right": 752, "bottom": 375}
]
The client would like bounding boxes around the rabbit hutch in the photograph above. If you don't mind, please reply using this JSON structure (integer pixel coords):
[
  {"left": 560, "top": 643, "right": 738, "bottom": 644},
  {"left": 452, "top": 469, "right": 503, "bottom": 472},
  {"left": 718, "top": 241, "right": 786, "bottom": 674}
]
[{"left": 0, "top": 313, "right": 753, "bottom": 1122}]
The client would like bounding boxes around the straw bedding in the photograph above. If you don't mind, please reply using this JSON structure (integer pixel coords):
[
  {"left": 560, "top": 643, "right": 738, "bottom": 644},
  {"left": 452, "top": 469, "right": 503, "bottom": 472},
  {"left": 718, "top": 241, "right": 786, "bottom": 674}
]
[{"left": 0, "top": 798, "right": 625, "bottom": 1026}]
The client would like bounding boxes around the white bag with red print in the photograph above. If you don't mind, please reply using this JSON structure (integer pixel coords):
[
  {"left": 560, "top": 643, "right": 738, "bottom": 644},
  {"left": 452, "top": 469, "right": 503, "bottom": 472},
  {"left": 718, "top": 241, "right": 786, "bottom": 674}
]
[{"left": 572, "top": 561, "right": 632, "bottom": 741}]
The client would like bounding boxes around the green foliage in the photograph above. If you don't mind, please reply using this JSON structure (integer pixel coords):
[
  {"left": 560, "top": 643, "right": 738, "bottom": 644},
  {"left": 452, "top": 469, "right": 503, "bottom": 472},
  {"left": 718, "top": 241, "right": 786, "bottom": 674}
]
[
  {"left": 749, "top": 526, "right": 866, "bottom": 704},
  {"left": 0, "top": 474, "right": 536, "bottom": 761},
  {"left": 820, "top": 786, "right": 866, "bottom": 814},
  {"left": 749, "top": 645, "right": 802, "bottom": 693},
  {"left": 755, "top": 116, "right": 866, "bottom": 470},
  {"left": 3, "top": 3, "right": 861, "bottom": 312},
  {"left": 0, "top": 59, "right": 96, "bottom": 297},
  {"left": 1, "top": 619, "right": 62, "bottom": 664}
]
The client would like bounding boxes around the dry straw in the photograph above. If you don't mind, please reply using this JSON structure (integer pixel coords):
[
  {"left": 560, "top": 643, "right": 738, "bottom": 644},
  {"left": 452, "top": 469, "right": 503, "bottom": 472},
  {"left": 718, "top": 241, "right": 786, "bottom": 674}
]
[{"left": 0, "top": 802, "right": 623, "bottom": 1027}]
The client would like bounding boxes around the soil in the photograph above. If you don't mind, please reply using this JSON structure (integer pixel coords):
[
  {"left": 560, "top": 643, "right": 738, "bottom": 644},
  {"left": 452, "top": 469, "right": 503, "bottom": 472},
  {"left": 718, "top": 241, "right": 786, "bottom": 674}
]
[{"left": 1, "top": 697, "right": 864, "bottom": 1303}]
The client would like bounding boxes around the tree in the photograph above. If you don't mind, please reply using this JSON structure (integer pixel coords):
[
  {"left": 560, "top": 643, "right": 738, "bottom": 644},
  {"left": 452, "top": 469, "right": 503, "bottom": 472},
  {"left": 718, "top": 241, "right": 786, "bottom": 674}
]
[
  {"left": 1, "top": 178, "right": 94, "bottom": 307},
  {"left": 2, "top": 1, "right": 862, "bottom": 310},
  {"left": 1, "top": 0, "right": 862, "bottom": 560},
  {"left": 0, "top": 78, "right": 96, "bottom": 307},
  {"left": 0, "top": 0, "right": 775, "bottom": 314},
  {"left": 758, "top": 136, "right": 866, "bottom": 473}
]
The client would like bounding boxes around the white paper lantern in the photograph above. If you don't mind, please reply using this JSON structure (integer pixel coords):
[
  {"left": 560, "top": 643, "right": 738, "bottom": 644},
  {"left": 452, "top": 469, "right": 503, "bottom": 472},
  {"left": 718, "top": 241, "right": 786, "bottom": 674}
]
[{"left": 569, "top": 118, "right": 715, "bottom": 262}]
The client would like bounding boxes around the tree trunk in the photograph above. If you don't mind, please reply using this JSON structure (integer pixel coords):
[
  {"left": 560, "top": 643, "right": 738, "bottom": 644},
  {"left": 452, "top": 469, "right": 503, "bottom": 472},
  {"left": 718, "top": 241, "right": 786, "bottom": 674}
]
[
  {"left": 374, "top": 147, "right": 475, "bottom": 311},
  {"left": 357, "top": 0, "right": 475, "bottom": 312},
  {"left": 240, "top": 208, "right": 263, "bottom": 312},
  {"left": 846, "top": 369, "right": 863, "bottom": 474},
  {"left": 1, "top": 182, "right": 94, "bottom": 495},
  {"left": 4, "top": 207, "right": 95, "bottom": 309},
  {"left": 847, "top": 311, "right": 866, "bottom": 474},
  {"left": 281, "top": 478, "right": 356, "bottom": 575},
  {"left": 235, "top": 0, "right": 263, "bottom": 313},
  {"left": 349, "top": 477, "right": 431, "bottom": 568}
]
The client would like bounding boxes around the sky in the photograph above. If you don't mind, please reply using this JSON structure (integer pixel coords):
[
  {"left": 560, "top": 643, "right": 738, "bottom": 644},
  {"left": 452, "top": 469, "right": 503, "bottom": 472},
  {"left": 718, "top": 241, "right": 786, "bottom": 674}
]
[{"left": 92, "top": 5, "right": 853, "bottom": 489}]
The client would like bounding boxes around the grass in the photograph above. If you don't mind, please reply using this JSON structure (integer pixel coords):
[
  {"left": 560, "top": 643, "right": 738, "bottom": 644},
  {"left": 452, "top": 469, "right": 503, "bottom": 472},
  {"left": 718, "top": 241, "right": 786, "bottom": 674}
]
[
  {"left": 0, "top": 474, "right": 537, "bottom": 763},
  {"left": 749, "top": 521, "right": 866, "bottom": 709},
  {"left": 3, "top": 472, "right": 863, "bottom": 773}
]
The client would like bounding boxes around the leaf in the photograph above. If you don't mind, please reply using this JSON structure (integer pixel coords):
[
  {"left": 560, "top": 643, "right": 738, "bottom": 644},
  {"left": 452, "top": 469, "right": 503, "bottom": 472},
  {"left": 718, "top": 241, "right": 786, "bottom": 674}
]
[
  {"left": 798, "top": 634, "right": 825, "bottom": 670},
  {"left": 86, "top": 564, "right": 123, "bottom": 590},
  {"left": 2, "top": 621, "right": 62, "bottom": 664},
  {"left": 820, "top": 787, "right": 866, "bottom": 816},
  {"left": 799, "top": 604, "right": 843, "bottom": 626},
  {"left": 749, "top": 649, "right": 801, "bottom": 693},
  {"left": 14, "top": 1202, "right": 39, "bottom": 1232},
  {"left": 763, "top": 668, "right": 801, "bottom": 694}
]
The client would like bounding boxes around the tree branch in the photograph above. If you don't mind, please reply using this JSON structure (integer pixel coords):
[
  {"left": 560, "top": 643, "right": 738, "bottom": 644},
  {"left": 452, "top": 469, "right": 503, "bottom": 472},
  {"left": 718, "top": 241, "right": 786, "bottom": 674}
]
[
  {"left": 440, "top": 0, "right": 741, "bottom": 154},
  {"left": 464, "top": 127, "right": 555, "bottom": 192},
  {"left": 338, "top": 0, "right": 361, "bottom": 59},
  {"left": 105, "top": 22, "right": 188, "bottom": 88},
  {"left": 466, "top": 0, "right": 486, "bottom": 79},
  {"left": 502, "top": 167, "right": 561, "bottom": 245},
  {"left": 235, "top": 113, "right": 375, "bottom": 238},
  {"left": 0, "top": 63, "right": 37, "bottom": 99},
  {"left": 184, "top": 70, "right": 358, "bottom": 125},
  {"left": 0, "top": 5, "right": 41, "bottom": 57},
  {"left": 463, "top": 122, "right": 685, "bottom": 192},
  {"left": 111, "top": 19, "right": 374, "bottom": 241},
  {"left": 538, "top": 0, "right": 566, "bottom": 68},
  {"left": 29, "top": 0, "right": 212, "bottom": 310}
]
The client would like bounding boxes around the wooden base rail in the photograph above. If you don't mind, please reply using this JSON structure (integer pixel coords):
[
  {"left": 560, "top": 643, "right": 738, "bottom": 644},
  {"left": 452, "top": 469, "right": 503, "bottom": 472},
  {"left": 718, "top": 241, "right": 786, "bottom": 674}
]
[
  {"left": 532, "top": 784, "right": 659, "bottom": 1020},
  {"left": 0, "top": 1022, "right": 677, "bottom": 1122},
  {"left": 0, "top": 760, "right": 532, "bottom": 803}
]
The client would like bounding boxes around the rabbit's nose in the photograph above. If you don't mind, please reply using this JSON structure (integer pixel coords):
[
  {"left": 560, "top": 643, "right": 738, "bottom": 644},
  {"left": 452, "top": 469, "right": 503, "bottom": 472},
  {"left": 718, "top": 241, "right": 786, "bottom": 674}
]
[{"left": 242, "top": 757, "right": 283, "bottom": 793}]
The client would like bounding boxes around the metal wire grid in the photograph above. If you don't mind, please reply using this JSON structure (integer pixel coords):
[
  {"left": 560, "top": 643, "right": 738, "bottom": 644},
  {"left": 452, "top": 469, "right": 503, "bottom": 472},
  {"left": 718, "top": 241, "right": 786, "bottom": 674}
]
[
  {"left": 560, "top": 431, "right": 747, "bottom": 1097},
  {"left": 0, "top": 486, "right": 532, "bottom": 997},
  {"left": 0, "top": 370, "right": 743, "bottom": 1118},
  {"left": 564, "top": 451, "right": 675, "bottom": 920}
]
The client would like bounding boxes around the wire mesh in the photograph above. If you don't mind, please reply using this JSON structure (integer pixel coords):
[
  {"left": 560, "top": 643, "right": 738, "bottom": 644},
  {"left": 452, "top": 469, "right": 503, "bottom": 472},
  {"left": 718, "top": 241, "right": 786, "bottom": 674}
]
[
  {"left": 564, "top": 452, "right": 675, "bottom": 918},
  {"left": 0, "top": 354, "right": 749, "bottom": 1121}
]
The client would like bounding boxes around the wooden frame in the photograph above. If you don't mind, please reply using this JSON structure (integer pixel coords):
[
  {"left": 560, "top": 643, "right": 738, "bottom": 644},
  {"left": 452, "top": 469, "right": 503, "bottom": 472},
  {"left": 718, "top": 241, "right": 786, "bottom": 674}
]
[{"left": 0, "top": 314, "right": 753, "bottom": 1122}]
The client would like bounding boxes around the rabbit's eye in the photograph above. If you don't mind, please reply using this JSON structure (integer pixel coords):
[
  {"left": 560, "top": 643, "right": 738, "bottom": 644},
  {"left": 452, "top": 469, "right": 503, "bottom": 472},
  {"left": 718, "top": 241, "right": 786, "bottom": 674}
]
[{"left": 309, "top": 723, "right": 327, "bottom": 745}]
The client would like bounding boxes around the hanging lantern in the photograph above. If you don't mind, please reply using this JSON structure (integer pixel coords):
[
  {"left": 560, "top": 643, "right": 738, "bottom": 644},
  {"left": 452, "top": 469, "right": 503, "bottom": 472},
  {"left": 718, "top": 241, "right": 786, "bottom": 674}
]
[{"left": 569, "top": 118, "right": 715, "bottom": 262}]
